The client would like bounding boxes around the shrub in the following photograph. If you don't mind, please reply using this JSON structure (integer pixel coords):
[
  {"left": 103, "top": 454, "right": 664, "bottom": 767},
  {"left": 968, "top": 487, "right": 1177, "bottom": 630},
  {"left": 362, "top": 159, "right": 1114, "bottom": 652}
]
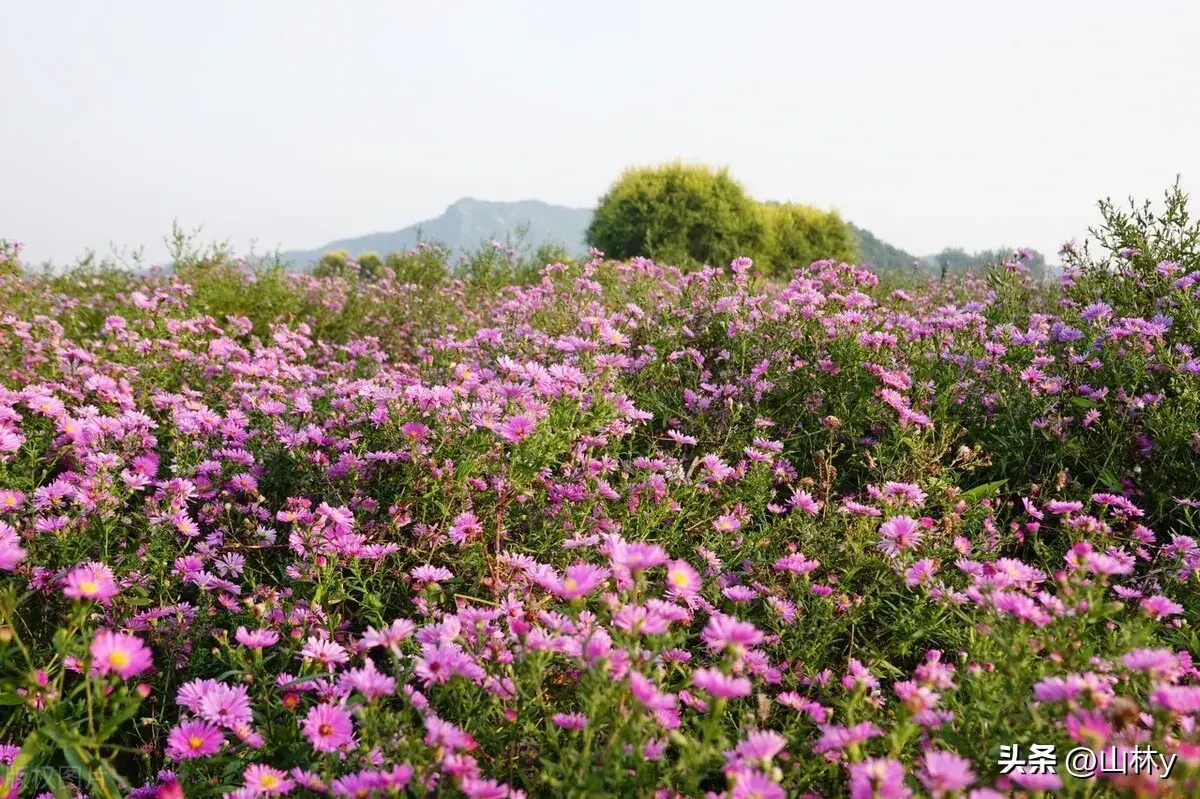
[
  {"left": 760, "top": 201, "right": 858, "bottom": 276},
  {"left": 586, "top": 162, "right": 767, "bottom": 269}
]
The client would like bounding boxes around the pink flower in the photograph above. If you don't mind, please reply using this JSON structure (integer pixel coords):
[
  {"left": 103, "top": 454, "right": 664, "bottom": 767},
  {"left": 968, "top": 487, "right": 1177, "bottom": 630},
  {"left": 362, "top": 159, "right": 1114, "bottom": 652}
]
[
  {"left": 665, "top": 559, "right": 701, "bottom": 596},
  {"left": 499, "top": 415, "right": 536, "bottom": 443},
  {"left": 713, "top": 514, "right": 742, "bottom": 533},
  {"left": 917, "top": 750, "right": 975, "bottom": 796},
  {"left": 63, "top": 562, "right": 120, "bottom": 604},
  {"left": 702, "top": 613, "right": 764, "bottom": 656},
  {"left": 905, "top": 558, "right": 938, "bottom": 587},
  {"left": 360, "top": 618, "right": 416, "bottom": 650},
  {"left": 243, "top": 763, "right": 294, "bottom": 795},
  {"left": 849, "top": 758, "right": 911, "bottom": 799},
  {"left": 449, "top": 511, "right": 483, "bottom": 544},
  {"left": 90, "top": 630, "right": 153, "bottom": 679},
  {"left": 1140, "top": 594, "right": 1183, "bottom": 619},
  {"left": 0, "top": 521, "right": 26, "bottom": 571},
  {"left": 302, "top": 702, "right": 355, "bottom": 752},
  {"left": 299, "top": 636, "right": 350, "bottom": 668},
  {"left": 548, "top": 563, "right": 608, "bottom": 599},
  {"left": 552, "top": 712, "right": 588, "bottom": 730},
  {"left": 878, "top": 515, "right": 924, "bottom": 557},
  {"left": 692, "top": 668, "right": 751, "bottom": 698},
  {"left": 165, "top": 719, "right": 224, "bottom": 760},
  {"left": 235, "top": 627, "right": 280, "bottom": 649}
]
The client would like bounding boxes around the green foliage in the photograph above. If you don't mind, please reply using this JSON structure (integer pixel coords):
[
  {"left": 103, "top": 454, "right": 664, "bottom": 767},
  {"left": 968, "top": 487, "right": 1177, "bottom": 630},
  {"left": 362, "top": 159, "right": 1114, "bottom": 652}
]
[
  {"left": 760, "top": 201, "right": 858, "bottom": 276},
  {"left": 355, "top": 251, "right": 383, "bottom": 280},
  {"left": 0, "top": 240, "right": 22, "bottom": 277},
  {"left": 586, "top": 163, "right": 767, "bottom": 269},
  {"left": 312, "top": 250, "right": 351, "bottom": 278}
]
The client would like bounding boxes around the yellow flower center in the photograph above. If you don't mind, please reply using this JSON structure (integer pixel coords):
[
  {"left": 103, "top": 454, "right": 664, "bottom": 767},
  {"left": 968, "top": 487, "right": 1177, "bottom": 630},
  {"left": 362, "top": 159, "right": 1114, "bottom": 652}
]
[
  {"left": 563, "top": 577, "right": 578, "bottom": 590},
  {"left": 108, "top": 650, "right": 131, "bottom": 668},
  {"left": 79, "top": 580, "right": 99, "bottom": 594},
  {"left": 260, "top": 774, "right": 279, "bottom": 788},
  {"left": 188, "top": 735, "right": 204, "bottom": 750},
  {"left": 670, "top": 571, "right": 689, "bottom": 587}
]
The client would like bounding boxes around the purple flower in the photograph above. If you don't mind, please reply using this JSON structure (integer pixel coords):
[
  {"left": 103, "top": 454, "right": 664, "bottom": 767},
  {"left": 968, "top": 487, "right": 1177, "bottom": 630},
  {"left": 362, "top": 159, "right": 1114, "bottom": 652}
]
[
  {"left": 692, "top": 667, "right": 751, "bottom": 698},
  {"left": 917, "top": 750, "right": 975, "bottom": 796}
]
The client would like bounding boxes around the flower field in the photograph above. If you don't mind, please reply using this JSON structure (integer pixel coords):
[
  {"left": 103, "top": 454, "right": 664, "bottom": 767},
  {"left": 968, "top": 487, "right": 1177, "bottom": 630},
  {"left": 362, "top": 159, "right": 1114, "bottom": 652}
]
[{"left": 1, "top": 189, "right": 1199, "bottom": 798}]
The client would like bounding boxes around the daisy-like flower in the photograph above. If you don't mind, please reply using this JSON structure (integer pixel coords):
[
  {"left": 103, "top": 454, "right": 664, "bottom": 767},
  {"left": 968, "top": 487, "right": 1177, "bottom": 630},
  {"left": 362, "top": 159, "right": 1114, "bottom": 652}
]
[
  {"left": 665, "top": 559, "right": 701, "bottom": 596},
  {"left": 848, "top": 758, "right": 911, "bottom": 799},
  {"left": 499, "top": 415, "right": 536, "bottom": 443},
  {"left": 360, "top": 619, "right": 416, "bottom": 650},
  {"left": 299, "top": 636, "right": 350, "bottom": 668},
  {"left": 552, "top": 712, "right": 588, "bottom": 730},
  {"left": 90, "top": 630, "right": 153, "bottom": 679},
  {"left": 63, "top": 561, "right": 120, "bottom": 604},
  {"left": 410, "top": 565, "right": 454, "bottom": 587},
  {"left": 0, "top": 521, "right": 26, "bottom": 571},
  {"left": 877, "top": 515, "right": 924, "bottom": 557},
  {"left": 302, "top": 702, "right": 355, "bottom": 752},
  {"left": 713, "top": 514, "right": 742, "bottom": 533},
  {"left": 1140, "top": 594, "right": 1184, "bottom": 619},
  {"left": 235, "top": 626, "right": 280, "bottom": 649},
  {"left": 702, "top": 613, "right": 764, "bottom": 656},
  {"left": 692, "top": 668, "right": 751, "bottom": 698},
  {"left": 198, "top": 682, "right": 254, "bottom": 729},
  {"left": 917, "top": 750, "right": 975, "bottom": 797},
  {"left": 165, "top": 719, "right": 224, "bottom": 760},
  {"left": 243, "top": 763, "right": 294, "bottom": 795},
  {"left": 339, "top": 658, "right": 397, "bottom": 701},
  {"left": 547, "top": 563, "right": 608, "bottom": 599}
]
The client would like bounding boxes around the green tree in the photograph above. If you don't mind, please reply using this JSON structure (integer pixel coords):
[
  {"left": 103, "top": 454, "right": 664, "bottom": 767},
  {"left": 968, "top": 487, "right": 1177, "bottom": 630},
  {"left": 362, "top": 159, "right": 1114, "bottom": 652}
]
[
  {"left": 356, "top": 251, "right": 383, "bottom": 280},
  {"left": 760, "top": 202, "right": 858, "bottom": 277},
  {"left": 586, "top": 163, "right": 766, "bottom": 269},
  {"left": 312, "top": 250, "right": 350, "bottom": 278}
]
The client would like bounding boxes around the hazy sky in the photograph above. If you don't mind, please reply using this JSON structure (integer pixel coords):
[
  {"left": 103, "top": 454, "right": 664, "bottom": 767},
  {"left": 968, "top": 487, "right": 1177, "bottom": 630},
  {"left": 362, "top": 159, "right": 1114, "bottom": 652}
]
[{"left": 3, "top": 0, "right": 1197, "bottom": 266}]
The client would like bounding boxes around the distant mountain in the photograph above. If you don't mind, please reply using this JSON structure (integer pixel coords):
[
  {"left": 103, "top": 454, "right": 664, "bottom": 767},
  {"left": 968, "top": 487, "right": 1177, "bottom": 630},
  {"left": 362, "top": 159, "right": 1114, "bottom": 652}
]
[
  {"left": 275, "top": 196, "right": 994, "bottom": 278},
  {"left": 849, "top": 224, "right": 924, "bottom": 272},
  {"left": 277, "top": 198, "right": 592, "bottom": 270}
]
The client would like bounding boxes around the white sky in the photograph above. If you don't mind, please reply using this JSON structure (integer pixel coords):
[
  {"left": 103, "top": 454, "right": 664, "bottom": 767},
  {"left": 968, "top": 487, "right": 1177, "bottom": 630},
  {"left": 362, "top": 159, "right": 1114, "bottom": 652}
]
[{"left": 2, "top": 0, "right": 1197, "bottom": 266}]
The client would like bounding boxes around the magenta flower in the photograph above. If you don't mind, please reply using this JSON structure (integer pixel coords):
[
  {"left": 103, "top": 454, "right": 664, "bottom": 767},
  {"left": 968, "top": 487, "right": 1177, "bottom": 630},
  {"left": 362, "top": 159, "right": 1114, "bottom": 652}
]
[
  {"left": 302, "top": 702, "right": 355, "bottom": 752},
  {"left": 63, "top": 561, "right": 119, "bottom": 604},
  {"left": 1140, "top": 594, "right": 1184, "bottom": 619},
  {"left": 235, "top": 626, "right": 280, "bottom": 649},
  {"left": 552, "top": 712, "right": 588, "bottom": 730},
  {"left": 665, "top": 559, "right": 701, "bottom": 596},
  {"left": 198, "top": 682, "right": 254, "bottom": 729},
  {"left": 548, "top": 563, "right": 608, "bottom": 599},
  {"left": 340, "top": 658, "right": 396, "bottom": 700},
  {"left": 243, "top": 763, "right": 294, "bottom": 795},
  {"left": 692, "top": 667, "right": 751, "bottom": 698},
  {"left": 0, "top": 522, "right": 25, "bottom": 571},
  {"left": 878, "top": 515, "right": 924, "bottom": 557},
  {"left": 498, "top": 415, "right": 536, "bottom": 443},
  {"left": 360, "top": 618, "right": 416, "bottom": 650},
  {"left": 165, "top": 720, "right": 224, "bottom": 760},
  {"left": 702, "top": 613, "right": 764, "bottom": 656},
  {"left": 610, "top": 540, "right": 669, "bottom": 572},
  {"left": 90, "top": 630, "right": 153, "bottom": 679},
  {"left": 917, "top": 750, "right": 975, "bottom": 796},
  {"left": 299, "top": 635, "right": 350, "bottom": 668},
  {"left": 848, "top": 758, "right": 911, "bottom": 799}
]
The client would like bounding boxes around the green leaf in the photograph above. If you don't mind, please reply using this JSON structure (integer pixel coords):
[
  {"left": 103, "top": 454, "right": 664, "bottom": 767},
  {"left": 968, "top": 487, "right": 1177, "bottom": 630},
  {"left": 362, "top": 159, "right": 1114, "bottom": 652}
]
[
  {"left": 0, "top": 692, "right": 25, "bottom": 705},
  {"left": 1098, "top": 469, "right": 1123, "bottom": 493},
  {"left": 960, "top": 479, "right": 1008, "bottom": 503},
  {"left": 1070, "top": 397, "right": 1098, "bottom": 410}
]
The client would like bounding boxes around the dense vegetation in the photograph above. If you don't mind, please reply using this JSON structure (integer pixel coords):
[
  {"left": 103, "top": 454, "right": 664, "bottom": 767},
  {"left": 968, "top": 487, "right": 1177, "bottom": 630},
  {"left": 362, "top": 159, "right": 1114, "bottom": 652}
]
[{"left": 0, "top": 183, "right": 1198, "bottom": 798}]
